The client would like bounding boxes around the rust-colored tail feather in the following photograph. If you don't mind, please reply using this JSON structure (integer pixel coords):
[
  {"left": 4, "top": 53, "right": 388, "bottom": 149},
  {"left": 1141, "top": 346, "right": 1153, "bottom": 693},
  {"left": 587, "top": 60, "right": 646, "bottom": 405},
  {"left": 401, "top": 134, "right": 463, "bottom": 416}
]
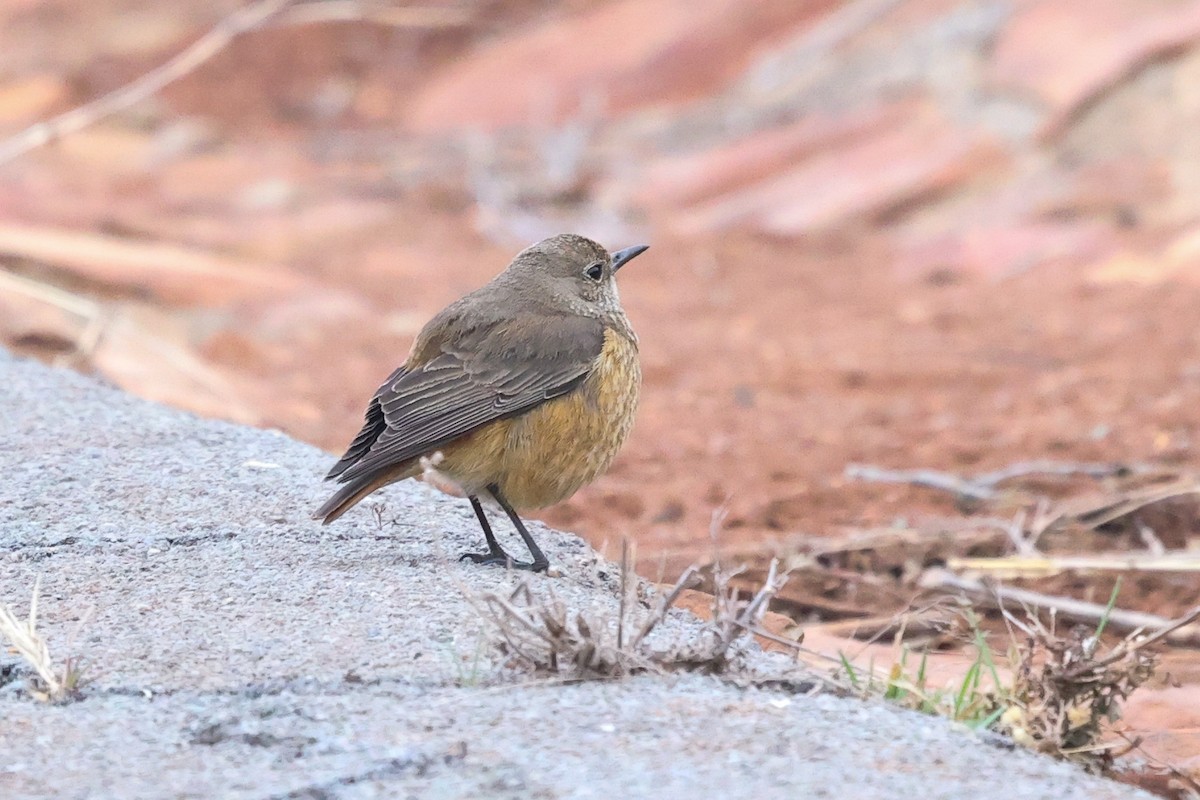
[
  {"left": 312, "top": 463, "right": 418, "bottom": 524},
  {"left": 312, "top": 474, "right": 386, "bottom": 524}
]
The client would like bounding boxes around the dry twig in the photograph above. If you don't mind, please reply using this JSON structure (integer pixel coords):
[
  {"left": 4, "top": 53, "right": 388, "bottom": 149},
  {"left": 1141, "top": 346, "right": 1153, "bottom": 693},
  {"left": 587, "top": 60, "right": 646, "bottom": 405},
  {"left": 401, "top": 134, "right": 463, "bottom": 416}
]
[
  {"left": 0, "top": 269, "right": 107, "bottom": 364},
  {"left": 0, "top": 578, "right": 86, "bottom": 702},
  {"left": 276, "top": 1, "right": 470, "bottom": 28},
  {"left": 0, "top": 0, "right": 293, "bottom": 165},
  {"left": 1056, "top": 477, "right": 1200, "bottom": 530},
  {"left": 1061, "top": 604, "right": 1200, "bottom": 680},
  {"left": 996, "top": 600, "right": 1192, "bottom": 771},
  {"left": 476, "top": 547, "right": 799, "bottom": 679},
  {"left": 0, "top": 1, "right": 470, "bottom": 166},
  {"left": 845, "top": 464, "right": 999, "bottom": 501},
  {"left": 946, "top": 552, "right": 1200, "bottom": 577},
  {"left": 923, "top": 569, "right": 1200, "bottom": 647},
  {"left": 844, "top": 461, "right": 1150, "bottom": 503}
]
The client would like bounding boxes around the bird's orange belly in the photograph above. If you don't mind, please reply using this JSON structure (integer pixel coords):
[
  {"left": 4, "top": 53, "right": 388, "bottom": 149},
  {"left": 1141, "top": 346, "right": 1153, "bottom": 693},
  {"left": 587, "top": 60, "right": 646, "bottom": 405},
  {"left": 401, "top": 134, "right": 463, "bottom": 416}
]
[
  {"left": 500, "top": 329, "right": 640, "bottom": 509},
  {"left": 428, "top": 328, "right": 636, "bottom": 509}
]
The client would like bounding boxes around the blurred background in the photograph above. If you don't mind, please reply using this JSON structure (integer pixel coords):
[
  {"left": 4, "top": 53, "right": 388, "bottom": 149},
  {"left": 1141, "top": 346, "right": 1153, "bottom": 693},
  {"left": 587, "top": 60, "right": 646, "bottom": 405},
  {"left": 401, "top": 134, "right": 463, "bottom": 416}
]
[{"left": 4, "top": 0, "right": 1200, "bottom": 580}]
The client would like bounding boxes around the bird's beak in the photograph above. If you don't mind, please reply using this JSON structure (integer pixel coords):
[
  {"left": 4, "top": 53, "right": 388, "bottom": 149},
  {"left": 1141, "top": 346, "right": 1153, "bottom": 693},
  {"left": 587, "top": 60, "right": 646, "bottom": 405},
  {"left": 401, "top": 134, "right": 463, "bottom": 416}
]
[{"left": 611, "top": 244, "right": 649, "bottom": 272}]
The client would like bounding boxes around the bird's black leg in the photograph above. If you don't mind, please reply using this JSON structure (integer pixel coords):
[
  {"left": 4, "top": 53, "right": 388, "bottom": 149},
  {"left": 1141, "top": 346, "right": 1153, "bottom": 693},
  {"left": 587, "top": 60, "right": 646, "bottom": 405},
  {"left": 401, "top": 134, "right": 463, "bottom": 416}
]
[
  {"left": 458, "top": 496, "right": 517, "bottom": 567},
  {"left": 488, "top": 483, "right": 550, "bottom": 573}
]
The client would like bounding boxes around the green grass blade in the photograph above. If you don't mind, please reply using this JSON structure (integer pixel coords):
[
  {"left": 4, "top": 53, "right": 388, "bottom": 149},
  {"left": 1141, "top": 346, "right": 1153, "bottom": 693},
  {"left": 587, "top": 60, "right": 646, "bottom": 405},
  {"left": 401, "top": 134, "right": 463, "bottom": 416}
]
[
  {"left": 1093, "top": 577, "right": 1123, "bottom": 641},
  {"left": 973, "top": 704, "right": 1008, "bottom": 731},
  {"left": 838, "top": 651, "right": 860, "bottom": 690}
]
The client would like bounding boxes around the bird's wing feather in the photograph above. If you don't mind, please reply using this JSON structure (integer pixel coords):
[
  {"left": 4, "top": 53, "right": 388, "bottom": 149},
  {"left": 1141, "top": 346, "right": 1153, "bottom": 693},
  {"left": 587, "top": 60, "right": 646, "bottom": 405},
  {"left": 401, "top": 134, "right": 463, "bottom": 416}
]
[
  {"left": 323, "top": 365, "right": 405, "bottom": 480},
  {"left": 332, "top": 311, "right": 605, "bottom": 484}
]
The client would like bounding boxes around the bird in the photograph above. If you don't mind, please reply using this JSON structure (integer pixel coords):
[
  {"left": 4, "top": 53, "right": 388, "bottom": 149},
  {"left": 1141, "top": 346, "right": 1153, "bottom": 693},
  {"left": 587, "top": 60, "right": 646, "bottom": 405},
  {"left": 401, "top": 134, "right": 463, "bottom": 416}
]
[{"left": 313, "top": 233, "right": 648, "bottom": 573}]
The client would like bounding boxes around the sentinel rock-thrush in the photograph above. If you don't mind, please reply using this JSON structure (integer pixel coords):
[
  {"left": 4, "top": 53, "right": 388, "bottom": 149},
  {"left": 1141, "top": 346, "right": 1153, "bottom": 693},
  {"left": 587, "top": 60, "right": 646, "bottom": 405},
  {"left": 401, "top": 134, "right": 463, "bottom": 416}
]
[{"left": 314, "top": 234, "right": 648, "bottom": 572}]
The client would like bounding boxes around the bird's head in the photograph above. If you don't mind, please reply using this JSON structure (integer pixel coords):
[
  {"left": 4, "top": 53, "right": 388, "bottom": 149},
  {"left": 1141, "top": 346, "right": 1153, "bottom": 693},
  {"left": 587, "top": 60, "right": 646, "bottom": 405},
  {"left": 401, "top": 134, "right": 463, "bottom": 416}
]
[{"left": 500, "top": 234, "right": 649, "bottom": 318}]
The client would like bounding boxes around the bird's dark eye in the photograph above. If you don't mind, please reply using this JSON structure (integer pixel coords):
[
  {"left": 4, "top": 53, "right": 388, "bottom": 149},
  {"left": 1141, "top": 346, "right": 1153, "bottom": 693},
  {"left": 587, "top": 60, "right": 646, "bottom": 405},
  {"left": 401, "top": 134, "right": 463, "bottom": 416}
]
[{"left": 584, "top": 263, "right": 604, "bottom": 281}]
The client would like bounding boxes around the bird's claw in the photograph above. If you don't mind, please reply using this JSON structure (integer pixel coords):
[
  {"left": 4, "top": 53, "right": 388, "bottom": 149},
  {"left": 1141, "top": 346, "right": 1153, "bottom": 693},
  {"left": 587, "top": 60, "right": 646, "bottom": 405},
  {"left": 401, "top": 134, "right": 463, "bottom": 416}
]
[{"left": 458, "top": 550, "right": 548, "bottom": 572}]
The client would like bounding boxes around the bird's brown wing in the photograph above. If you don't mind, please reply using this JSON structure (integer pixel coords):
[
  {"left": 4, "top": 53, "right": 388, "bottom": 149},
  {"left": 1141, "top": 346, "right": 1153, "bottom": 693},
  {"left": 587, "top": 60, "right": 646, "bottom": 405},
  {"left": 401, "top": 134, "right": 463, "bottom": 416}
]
[
  {"left": 330, "top": 311, "right": 605, "bottom": 485},
  {"left": 323, "top": 365, "right": 405, "bottom": 480}
]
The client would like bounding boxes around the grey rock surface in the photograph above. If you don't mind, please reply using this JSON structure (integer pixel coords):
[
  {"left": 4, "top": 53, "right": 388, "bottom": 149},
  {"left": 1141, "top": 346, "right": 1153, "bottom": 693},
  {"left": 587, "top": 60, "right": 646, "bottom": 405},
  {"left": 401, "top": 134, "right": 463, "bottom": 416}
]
[{"left": 0, "top": 351, "right": 1148, "bottom": 799}]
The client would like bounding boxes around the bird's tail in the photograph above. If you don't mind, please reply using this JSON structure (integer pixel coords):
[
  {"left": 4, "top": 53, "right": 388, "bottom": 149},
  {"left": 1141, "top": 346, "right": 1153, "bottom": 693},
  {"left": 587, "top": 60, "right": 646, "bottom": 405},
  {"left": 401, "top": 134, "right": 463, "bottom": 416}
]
[{"left": 312, "top": 464, "right": 416, "bottom": 524}]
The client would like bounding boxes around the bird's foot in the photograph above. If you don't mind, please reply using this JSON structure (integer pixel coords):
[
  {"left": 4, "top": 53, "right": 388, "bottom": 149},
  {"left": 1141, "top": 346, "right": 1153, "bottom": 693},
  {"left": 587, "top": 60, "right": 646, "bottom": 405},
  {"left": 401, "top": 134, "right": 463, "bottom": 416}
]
[{"left": 458, "top": 549, "right": 548, "bottom": 573}]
